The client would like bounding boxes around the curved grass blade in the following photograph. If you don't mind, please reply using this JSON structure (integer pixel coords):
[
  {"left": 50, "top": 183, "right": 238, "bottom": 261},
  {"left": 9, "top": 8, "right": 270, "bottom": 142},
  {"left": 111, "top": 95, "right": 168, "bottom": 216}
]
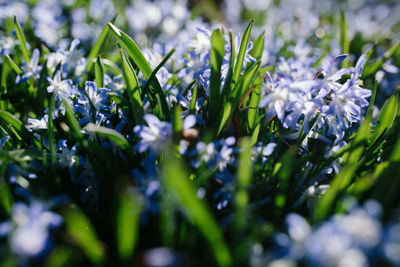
[
  {"left": 117, "top": 190, "right": 143, "bottom": 262},
  {"left": 363, "top": 42, "right": 400, "bottom": 77},
  {"left": 217, "top": 61, "right": 260, "bottom": 136},
  {"left": 108, "top": 22, "right": 169, "bottom": 116},
  {"left": 162, "top": 149, "right": 232, "bottom": 267},
  {"left": 209, "top": 29, "right": 225, "bottom": 119},
  {"left": 231, "top": 20, "right": 254, "bottom": 90},
  {"left": 120, "top": 49, "right": 145, "bottom": 125},
  {"left": 94, "top": 55, "right": 105, "bottom": 88},
  {"left": 246, "top": 75, "right": 262, "bottom": 133},
  {"left": 84, "top": 123, "right": 130, "bottom": 150},
  {"left": 339, "top": 8, "right": 350, "bottom": 68},
  {"left": 249, "top": 31, "right": 265, "bottom": 61},
  {"left": 0, "top": 111, "right": 34, "bottom": 145},
  {"left": 14, "top": 15, "right": 30, "bottom": 63},
  {"left": 61, "top": 205, "right": 105, "bottom": 264},
  {"left": 3, "top": 55, "right": 22, "bottom": 74},
  {"left": 86, "top": 17, "right": 115, "bottom": 71},
  {"left": 313, "top": 115, "right": 371, "bottom": 222}
]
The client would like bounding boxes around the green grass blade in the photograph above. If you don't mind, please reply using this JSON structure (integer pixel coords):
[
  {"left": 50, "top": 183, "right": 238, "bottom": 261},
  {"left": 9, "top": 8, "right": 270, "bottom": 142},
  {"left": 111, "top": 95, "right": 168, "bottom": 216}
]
[
  {"left": 0, "top": 110, "right": 34, "bottom": 145},
  {"left": 340, "top": 8, "right": 350, "bottom": 68},
  {"left": 313, "top": 115, "right": 371, "bottom": 222},
  {"left": 221, "top": 31, "right": 235, "bottom": 97},
  {"left": 249, "top": 31, "right": 265, "bottom": 61},
  {"left": 84, "top": 123, "right": 130, "bottom": 150},
  {"left": 14, "top": 15, "right": 30, "bottom": 63},
  {"left": 116, "top": 190, "right": 143, "bottom": 262},
  {"left": 108, "top": 22, "right": 170, "bottom": 116},
  {"left": 231, "top": 20, "right": 254, "bottom": 89},
  {"left": 3, "top": 55, "right": 22, "bottom": 74},
  {"left": 62, "top": 100, "right": 84, "bottom": 141},
  {"left": 48, "top": 94, "right": 57, "bottom": 167},
  {"left": 363, "top": 42, "right": 400, "bottom": 77},
  {"left": 246, "top": 75, "right": 262, "bottom": 133},
  {"left": 162, "top": 149, "right": 232, "bottom": 267},
  {"left": 94, "top": 56, "right": 105, "bottom": 88},
  {"left": 235, "top": 137, "right": 252, "bottom": 230},
  {"left": 120, "top": 50, "right": 145, "bottom": 125},
  {"left": 189, "top": 79, "right": 198, "bottom": 114},
  {"left": 217, "top": 61, "right": 260, "bottom": 136},
  {"left": 86, "top": 19, "right": 114, "bottom": 71},
  {"left": 61, "top": 205, "right": 104, "bottom": 264},
  {"left": 209, "top": 28, "right": 225, "bottom": 119}
]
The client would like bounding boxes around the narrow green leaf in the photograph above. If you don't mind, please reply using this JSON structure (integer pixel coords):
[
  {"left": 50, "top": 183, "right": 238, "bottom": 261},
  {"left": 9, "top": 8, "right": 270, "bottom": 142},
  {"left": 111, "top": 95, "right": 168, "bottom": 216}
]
[
  {"left": 313, "top": 115, "right": 371, "bottom": 222},
  {"left": 62, "top": 100, "right": 84, "bottom": 141},
  {"left": 363, "top": 42, "right": 400, "bottom": 76},
  {"left": 120, "top": 50, "right": 145, "bottom": 125},
  {"left": 84, "top": 123, "right": 130, "bottom": 149},
  {"left": 370, "top": 94, "right": 398, "bottom": 146},
  {"left": 249, "top": 31, "right": 265, "bottom": 61},
  {"left": 217, "top": 61, "right": 260, "bottom": 136},
  {"left": 221, "top": 31, "right": 235, "bottom": 97},
  {"left": 14, "top": 15, "right": 30, "bottom": 63},
  {"left": 94, "top": 56, "right": 105, "bottom": 88},
  {"left": 189, "top": 80, "right": 198, "bottom": 114},
  {"left": 3, "top": 55, "right": 22, "bottom": 74},
  {"left": 246, "top": 75, "right": 262, "bottom": 133},
  {"left": 0, "top": 177, "right": 13, "bottom": 216},
  {"left": 48, "top": 94, "right": 57, "bottom": 167},
  {"left": 235, "top": 137, "right": 252, "bottom": 230},
  {"left": 8, "top": 149, "right": 43, "bottom": 162},
  {"left": 340, "top": 9, "right": 350, "bottom": 68},
  {"left": 108, "top": 22, "right": 170, "bottom": 116},
  {"left": 0, "top": 111, "right": 34, "bottom": 144},
  {"left": 117, "top": 190, "right": 143, "bottom": 261},
  {"left": 209, "top": 29, "right": 225, "bottom": 119},
  {"left": 162, "top": 150, "right": 231, "bottom": 267},
  {"left": 86, "top": 19, "right": 113, "bottom": 71},
  {"left": 231, "top": 20, "right": 254, "bottom": 89},
  {"left": 61, "top": 205, "right": 104, "bottom": 264}
]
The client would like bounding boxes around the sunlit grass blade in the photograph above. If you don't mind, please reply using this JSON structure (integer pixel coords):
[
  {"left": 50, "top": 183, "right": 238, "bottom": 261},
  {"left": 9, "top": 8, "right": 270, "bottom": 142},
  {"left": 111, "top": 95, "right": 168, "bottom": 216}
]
[
  {"left": 249, "top": 32, "right": 265, "bottom": 61},
  {"left": 221, "top": 31, "right": 235, "bottom": 97},
  {"left": 14, "top": 15, "right": 30, "bottom": 63},
  {"left": 83, "top": 123, "right": 130, "bottom": 150},
  {"left": 217, "top": 61, "right": 260, "bottom": 136},
  {"left": 86, "top": 18, "right": 114, "bottom": 71},
  {"left": 246, "top": 75, "right": 262, "bottom": 133},
  {"left": 3, "top": 55, "right": 22, "bottom": 74},
  {"left": 363, "top": 42, "right": 400, "bottom": 77},
  {"left": 0, "top": 110, "right": 34, "bottom": 145},
  {"left": 339, "top": 8, "right": 350, "bottom": 68},
  {"left": 108, "top": 22, "right": 170, "bottom": 117},
  {"left": 8, "top": 149, "right": 43, "bottom": 162},
  {"left": 116, "top": 189, "right": 143, "bottom": 262},
  {"left": 120, "top": 49, "right": 145, "bottom": 124},
  {"left": 235, "top": 137, "right": 252, "bottom": 231},
  {"left": 230, "top": 20, "right": 254, "bottom": 92},
  {"left": 94, "top": 55, "right": 105, "bottom": 88},
  {"left": 61, "top": 204, "right": 104, "bottom": 264},
  {"left": 162, "top": 149, "right": 232, "bottom": 267},
  {"left": 313, "top": 115, "right": 371, "bottom": 222},
  {"left": 209, "top": 28, "right": 225, "bottom": 120}
]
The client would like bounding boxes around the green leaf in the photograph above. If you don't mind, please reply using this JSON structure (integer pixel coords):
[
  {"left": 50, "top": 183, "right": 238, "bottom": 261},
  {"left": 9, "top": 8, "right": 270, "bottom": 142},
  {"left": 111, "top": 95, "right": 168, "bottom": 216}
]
[
  {"left": 313, "top": 115, "right": 371, "bottom": 222},
  {"left": 14, "top": 15, "right": 30, "bottom": 63},
  {"left": 363, "top": 42, "right": 400, "bottom": 77},
  {"left": 94, "top": 55, "right": 105, "bottom": 88},
  {"left": 209, "top": 29, "right": 225, "bottom": 119},
  {"left": 117, "top": 190, "right": 143, "bottom": 261},
  {"left": 0, "top": 177, "right": 13, "bottom": 216},
  {"left": 0, "top": 110, "right": 34, "bottom": 145},
  {"left": 217, "top": 61, "right": 260, "bottom": 136},
  {"left": 235, "top": 137, "right": 252, "bottom": 230},
  {"left": 120, "top": 50, "right": 145, "bottom": 124},
  {"left": 86, "top": 19, "right": 113, "bottom": 71},
  {"left": 48, "top": 94, "right": 57, "bottom": 167},
  {"left": 84, "top": 123, "right": 130, "bottom": 150},
  {"left": 189, "top": 80, "right": 198, "bottom": 114},
  {"left": 246, "top": 75, "right": 262, "bottom": 133},
  {"left": 339, "top": 8, "right": 350, "bottom": 68},
  {"left": 61, "top": 205, "right": 104, "bottom": 264},
  {"left": 162, "top": 149, "right": 232, "bottom": 267},
  {"left": 108, "top": 22, "right": 169, "bottom": 117},
  {"left": 3, "top": 55, "right": 22, "bottom": 74},
  {"left": 231, "top": 20, "right": 254, "bottom": 90},
  {"left": 8, "top": 149, "right": 43, "bottom": 162},
  {"left": 370, "top": 94, "right": 398, "bottom": 146},
  {"left": 221, "top": 31, "right": 235, "bottom": 98},
  {"left": 249, "top": 31, "right": 265, "bottom": 61}
]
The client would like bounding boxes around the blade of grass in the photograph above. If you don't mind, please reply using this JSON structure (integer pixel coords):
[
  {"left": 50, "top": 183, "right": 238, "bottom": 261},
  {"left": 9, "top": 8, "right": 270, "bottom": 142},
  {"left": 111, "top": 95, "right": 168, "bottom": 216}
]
[
  {"left": 209, "top": 29, "right": 225, "bottom": 120},
  {"left": 363, "top": 42, "right": 400, "bottom": 77},
  {"left": 120, "top": 50, "right": 145, "bottom": 124},
  {"left": 3, "top": 55, "right": 22, "bottom": 74},
  {"left": 83, "top": 123, "right": 130, "bottom": 150},
  {"left": 94, "top": 56, "right": 105, "bottom": 88},
  {"left": 340, "top": 8, "right": 350, "bottom": 68},
  {"left": 231, "top": 20, "right": 254, "bottom": 90},
  {"left": 86, "top": 18, "right": 114, "bottom": 71},
  {"left": 162, "top": 149, "right": 231, "bottom": 267},
  {"left": 313, "top": 115, "right": 371, "bottom": 222},
  {"left": 14, "top": 15, "right": 30, "bottom": 63},
  {"left": 116, "top": 190, "right": 143, "bottom": 262},
  {"left": 61, "top": 204, "right": 104, "bottom": 264}
]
